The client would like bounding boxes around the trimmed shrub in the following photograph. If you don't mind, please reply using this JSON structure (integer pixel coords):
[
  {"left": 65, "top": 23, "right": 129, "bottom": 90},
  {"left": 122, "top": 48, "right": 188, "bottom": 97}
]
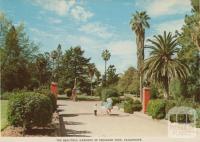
[
  {"left": 124, "top": 97, "right": 134, "bottom": 114},
  {"left": 46, "top": 93, "right": 57, "bottom": 112},
  {"left": 132, "top": 100, "right": 142, "bottom": 111},
  {"left": 8, "top": 92, "right": 53, "bottom": 129},
  {"left": 101, "top": 88, "right": 119, "bottom": 101},
  {"left": 147, "top": 99, "right": 166, "bottom": 119},
  {"left": 64, "top": 88, "right": 72, "bottom": 97}
]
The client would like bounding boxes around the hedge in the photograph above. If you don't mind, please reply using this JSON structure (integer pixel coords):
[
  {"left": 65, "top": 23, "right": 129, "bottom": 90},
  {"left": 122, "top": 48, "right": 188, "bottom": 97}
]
[
  {"left": 147, "top": 99, "right": 166, "bottom": 119},
  {"left": 8, "top": 92, "right": 53, "bottom": 129}
]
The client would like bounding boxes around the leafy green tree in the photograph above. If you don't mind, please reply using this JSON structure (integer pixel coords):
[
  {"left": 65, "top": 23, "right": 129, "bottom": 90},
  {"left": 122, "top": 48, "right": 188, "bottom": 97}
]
[
  {"left": 143, "top": 31, "right": 189, "bottom": 99},
  {"left": 1, "top": 26, "right": 31, "bottom": 91},
  {"left": 58, "top": 46, "right": 97, "bottom": 94},
  {"left": 101, "top": 49, "right": 111, "bottom": 86},
  {"left": 177, "top": 1, "right": 200, "bottom": 101},
  {"left": 117, "top": 67, "right": 139, "bottom": 95},
  {"left": 106, "top": 65, "right": 119, "bottom": 86},
  {"left": 130, "top": 11, "right": 150, "bottom": 100}
]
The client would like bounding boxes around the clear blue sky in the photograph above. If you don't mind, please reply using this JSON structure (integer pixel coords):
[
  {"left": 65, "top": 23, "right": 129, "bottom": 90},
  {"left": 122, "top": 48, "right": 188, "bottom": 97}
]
[{"left": 0, "top": 0, "right": 192, "bottom": 73}]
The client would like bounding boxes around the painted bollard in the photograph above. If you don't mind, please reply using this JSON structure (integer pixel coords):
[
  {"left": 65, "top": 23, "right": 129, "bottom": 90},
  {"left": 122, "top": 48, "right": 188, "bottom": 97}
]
[{"left": 143, "top": 87, "right": 150, "bottom": 113}]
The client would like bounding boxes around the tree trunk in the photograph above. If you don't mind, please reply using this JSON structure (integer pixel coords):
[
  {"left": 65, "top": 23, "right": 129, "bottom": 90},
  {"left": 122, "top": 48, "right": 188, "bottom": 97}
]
[
  {"left": 136, "top": 30, "right": 145, "bottom": 102},
  {"left": 163, "top": 77, "right": 169, "bottom": 99},
  {"left": 105, "top": 60, "right": 107, "bottom": 87}
]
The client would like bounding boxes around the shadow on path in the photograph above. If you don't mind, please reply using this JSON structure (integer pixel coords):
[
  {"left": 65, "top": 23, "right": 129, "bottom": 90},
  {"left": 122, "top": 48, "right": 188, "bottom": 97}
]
[{"left": 59, "top": 113, "right": 91, "bottom": 137}]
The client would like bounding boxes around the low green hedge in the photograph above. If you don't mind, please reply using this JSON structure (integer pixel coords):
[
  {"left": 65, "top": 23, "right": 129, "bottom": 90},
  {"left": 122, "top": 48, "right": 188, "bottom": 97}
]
[
  {"left": 8, "top": 92, "right": 53, "bottom": 129},
  {"left": 147, "top": 99, "right": 166, "bottom": 119}
]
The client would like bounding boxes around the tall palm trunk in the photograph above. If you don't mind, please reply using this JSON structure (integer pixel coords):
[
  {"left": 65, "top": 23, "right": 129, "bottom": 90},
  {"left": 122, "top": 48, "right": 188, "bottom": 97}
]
[
  {"left": 163, "top": 76, "right": 169, "bottom": 99},
  {"left": 136, "top": 31, "right": 145, "bottom": 102}
]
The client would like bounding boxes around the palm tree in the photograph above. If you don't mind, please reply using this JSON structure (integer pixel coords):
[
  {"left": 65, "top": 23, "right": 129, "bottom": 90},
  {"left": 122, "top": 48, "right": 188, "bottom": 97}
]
[
  {"left": 130, "top": 11, "right": 150, "bottom": 100},
  {"left": 143, "top": 31, "right": 189, "bottom": 99},
  {"left": 101, "top": 49, "right": 111, "bottom": 86}
]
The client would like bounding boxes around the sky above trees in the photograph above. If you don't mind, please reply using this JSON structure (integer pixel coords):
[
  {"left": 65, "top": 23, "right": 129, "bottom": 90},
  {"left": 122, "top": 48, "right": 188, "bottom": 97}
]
[{"left": 0, "top": 0, "right": 192, "bottom": 73}]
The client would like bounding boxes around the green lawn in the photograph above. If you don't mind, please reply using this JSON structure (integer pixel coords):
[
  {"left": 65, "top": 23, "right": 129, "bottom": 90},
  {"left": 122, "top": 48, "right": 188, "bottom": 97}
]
[{"left": 1, "top": 100, "right": 8, "bottom": 131}]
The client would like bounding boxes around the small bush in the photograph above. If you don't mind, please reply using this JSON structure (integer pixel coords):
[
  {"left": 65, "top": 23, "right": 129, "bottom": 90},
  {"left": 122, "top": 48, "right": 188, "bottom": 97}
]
[
  {"left": 147, "top": 99, "right": 166, "bottom": 119},
  {"left": 46, "top": 93, "right": 57, "bottom": 112},
  {"left": 8, "top": 92, "right": 53, "bottom": 129},
  {"left": 132, "top": 100, "right": 142, "bottom": 111},
  {"left": 124, "top": 97, "right": 134, "bottom": 114},
  {"left": 101, "top": 88, "right": 119, "bottom": 101},
  {"left": 58, "top": 87, "right": 64, "bottom": 94},
  {"left": 64, "top": 88, "right": 72, "bottom": 97}
]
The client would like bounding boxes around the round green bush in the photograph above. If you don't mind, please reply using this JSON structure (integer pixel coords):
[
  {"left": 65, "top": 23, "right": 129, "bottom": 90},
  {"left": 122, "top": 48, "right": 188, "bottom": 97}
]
[
  {"left": 8, "top": 92, "right": 53, "bottom": 129},
  {"left": 101, "top": 88, "right": 119, "bottom": 101},
  {"left": 132, "top": 100, "right": 142, "bottom": 111},
  {"left": 124, "top": 97, "right": 134, "bottom": 114},
  {"left": 147, "top": 99, "right": 166, "bottom": 119}
]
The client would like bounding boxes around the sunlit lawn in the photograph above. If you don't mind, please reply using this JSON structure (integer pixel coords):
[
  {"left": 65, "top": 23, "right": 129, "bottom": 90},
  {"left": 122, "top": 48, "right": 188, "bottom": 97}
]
[{"left": 1, "top": 100, "right": 8, "bottom": 131}]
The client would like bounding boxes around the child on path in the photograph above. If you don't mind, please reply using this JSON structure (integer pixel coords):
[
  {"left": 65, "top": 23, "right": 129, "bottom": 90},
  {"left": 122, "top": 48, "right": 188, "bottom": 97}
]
[{"left": 94, "top": 104, "right": 97, "bottom": 116}]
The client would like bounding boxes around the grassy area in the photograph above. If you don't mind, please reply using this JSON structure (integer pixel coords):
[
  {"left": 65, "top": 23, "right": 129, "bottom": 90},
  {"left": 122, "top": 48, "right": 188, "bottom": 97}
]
[
  {"left": 1, "top": 100, "right": 8, "bottom": 131},
  {"left": 77, "top": 95, "right": 100, "bottom": 101}
]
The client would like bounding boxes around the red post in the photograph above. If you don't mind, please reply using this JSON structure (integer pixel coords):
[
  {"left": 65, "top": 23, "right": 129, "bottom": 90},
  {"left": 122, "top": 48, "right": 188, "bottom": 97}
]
[
  {"left": 50, "top": 82, "right": 58, "bottom": 97},
  {"left": 143, "top": 87, "right": 151, "bottom": 113}
]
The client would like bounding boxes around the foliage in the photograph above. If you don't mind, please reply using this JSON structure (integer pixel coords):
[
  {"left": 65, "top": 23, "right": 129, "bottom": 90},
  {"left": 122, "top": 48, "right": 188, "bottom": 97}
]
[
  {"left": 150, "top": 83, "right": 160, "bottom": 99},
  {"left": 147, "top": 99, "right": 166, "bottom": 119},
  {"left": 76, "top": 95, "right": 100, "bottom": 101},
  {"left": 46, "top": 93, "right": 57, "bottom": 112},
  {"left": 143, "top": 31, "right": 189, "bottom": 99},
  {"left": 165, "top": 100, "right": 176, "bottom": 115},
  {"left": 0, "top": 13, "right": 39, "bottom": 92},
  {"left": 117, "top": 67, "right": 139, "bottom": 95},
  {"left": 124, "top": 97, "right": 134, "bottom": 114},
  {"left": 177, "top": 6, "right": 200, "bottom": 102},
  {"left": 7, "top": 92, "right": 53, "bottom": 129},
  {"left": 101, "top": 49, "right": 111, "bottom": 86},
  {"left": 169, "top": 79, "right": 184, "bottom": 99},
  {"left": 106, "top": 65, "right": 119, "bottom": 86},
  {"left": 110, "top": 97, "right": 120, "bottom": 106},
  {"left": 57, "top": 46, "right": 99, "bottom": 95},
  {"left": 130, "top": 11, "right": 150, "bottom": 71},
  {"left": 132, "top": 100, "right": 142, "bottom": 111},
  {"left": 94, "top": 86, "right": 103, "bottom": 96},
  {"left": 64, "top": 88, "right": 72, "bottom": 97},
  {"left": 0, "top": 92, "right": 15, "bottom": 100},
  {"left": 101, "top": 88, "right": 120, "bottom": 101}
]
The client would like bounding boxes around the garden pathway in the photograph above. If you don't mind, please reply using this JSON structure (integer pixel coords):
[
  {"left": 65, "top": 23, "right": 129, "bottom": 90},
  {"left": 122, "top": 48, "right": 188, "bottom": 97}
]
[{"left": 57, "top": 99, "right": 200, "bottom": 142}]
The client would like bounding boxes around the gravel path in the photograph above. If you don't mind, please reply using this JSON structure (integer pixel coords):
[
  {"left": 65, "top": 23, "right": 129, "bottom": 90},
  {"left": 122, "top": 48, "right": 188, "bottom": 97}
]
[{"left": 57, "top": 100, "right": 200, "bottom": 141}]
